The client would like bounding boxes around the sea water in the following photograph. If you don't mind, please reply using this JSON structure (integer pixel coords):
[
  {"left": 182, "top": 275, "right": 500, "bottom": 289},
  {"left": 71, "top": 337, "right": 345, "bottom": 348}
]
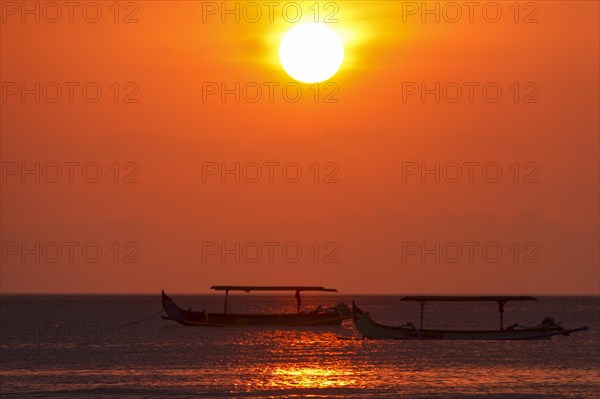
[{"left": 1, "top": 295, "right": 598, "bottom": 398}]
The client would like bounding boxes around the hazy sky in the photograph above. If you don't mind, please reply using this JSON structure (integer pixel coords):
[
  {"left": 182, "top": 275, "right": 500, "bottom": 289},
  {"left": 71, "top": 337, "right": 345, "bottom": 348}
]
[{"left": 1, "top": 1, "right": 598, "bottom": 294}]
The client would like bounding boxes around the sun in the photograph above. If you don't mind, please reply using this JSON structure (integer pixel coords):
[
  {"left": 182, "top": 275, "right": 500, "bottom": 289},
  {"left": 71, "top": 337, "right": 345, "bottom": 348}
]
[{"left": 279, "top": 23, "right": 344, "bottom": 84}]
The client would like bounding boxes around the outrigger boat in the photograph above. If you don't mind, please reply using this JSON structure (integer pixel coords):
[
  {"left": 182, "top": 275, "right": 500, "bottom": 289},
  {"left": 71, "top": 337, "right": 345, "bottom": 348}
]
[
  {"left": 162, "top": 286, "right": 351, "bottom": 327},
  {"left": 352, "top": 296, "right": 588, "bottom": 340}
]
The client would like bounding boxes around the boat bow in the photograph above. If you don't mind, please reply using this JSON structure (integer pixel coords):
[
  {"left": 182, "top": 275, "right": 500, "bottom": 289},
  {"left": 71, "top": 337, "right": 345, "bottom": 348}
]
[{"left": 161, "top": 290, "right": 189, "bottom": 323}]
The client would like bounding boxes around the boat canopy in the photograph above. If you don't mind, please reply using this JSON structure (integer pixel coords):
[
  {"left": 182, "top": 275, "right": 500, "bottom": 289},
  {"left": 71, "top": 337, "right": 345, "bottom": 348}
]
[
  {"left": 400, "top": 296, "right": 536, "bottom": 330},
  {"left": 400, "top": 296, "right": 536, "bottom": 302},
  {"left": 211, "top": 286, "right": 337, "bottom": 292},
  {"left": 211, "top": 286, "right": 338, "bottom": 314}
]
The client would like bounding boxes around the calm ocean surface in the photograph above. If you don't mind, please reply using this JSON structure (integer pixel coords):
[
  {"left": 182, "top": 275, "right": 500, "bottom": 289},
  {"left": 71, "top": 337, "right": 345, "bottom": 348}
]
[{"left": 1, "top": 295, "right": 598, "bottom": 398}]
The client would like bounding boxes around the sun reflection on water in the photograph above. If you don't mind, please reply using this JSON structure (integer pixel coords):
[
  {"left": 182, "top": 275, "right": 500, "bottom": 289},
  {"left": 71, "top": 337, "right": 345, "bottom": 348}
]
[{"left": 266, "top": 366, "right": 357, "bottom": 389}]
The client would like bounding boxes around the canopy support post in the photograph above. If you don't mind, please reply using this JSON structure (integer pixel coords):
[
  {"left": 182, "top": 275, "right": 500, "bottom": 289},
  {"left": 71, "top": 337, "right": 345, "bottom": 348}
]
[
  {"left": 224, "top": 290, "right": 229, "bottom": 314},
  {"left": 419, "top": 300, "right": 425, "bottom": 329},
  {"left": 498, "top": 301, "right": 505, "bottom": 330},
  {"left": 295, "top": 290, "right": 301, "bottom": 314}
]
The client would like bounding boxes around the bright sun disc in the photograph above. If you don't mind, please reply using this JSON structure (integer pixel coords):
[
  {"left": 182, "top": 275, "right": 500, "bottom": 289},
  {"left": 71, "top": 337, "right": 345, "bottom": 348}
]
[{"left": 279, "top": 23, "right": 344, "bottom": 84}]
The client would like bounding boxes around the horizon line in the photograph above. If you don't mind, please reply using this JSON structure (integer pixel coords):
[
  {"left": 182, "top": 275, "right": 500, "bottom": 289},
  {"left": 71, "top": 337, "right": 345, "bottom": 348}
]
[{"left": 1, "top": 291, "right": 599, "bottom": 297}]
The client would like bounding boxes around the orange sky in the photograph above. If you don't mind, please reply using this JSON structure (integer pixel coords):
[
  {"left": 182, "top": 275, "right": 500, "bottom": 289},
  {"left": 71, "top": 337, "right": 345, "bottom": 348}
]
[{"left": 1, "top": 1, "right": 598, "bottom": 294}]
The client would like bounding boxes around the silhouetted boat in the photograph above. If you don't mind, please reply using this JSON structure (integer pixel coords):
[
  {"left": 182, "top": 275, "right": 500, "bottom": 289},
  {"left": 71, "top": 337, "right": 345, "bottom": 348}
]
[
  {"left": 352, "top": 296, "right": 588, "bottom": 340},
  {"left": 162, "top": 286, "right": 351, "bottom": 327}
]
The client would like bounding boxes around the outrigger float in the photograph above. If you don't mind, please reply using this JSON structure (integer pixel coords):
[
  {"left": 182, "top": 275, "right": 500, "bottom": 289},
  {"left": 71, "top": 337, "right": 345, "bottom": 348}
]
[
  {"left": 352, "top": 296, "right": 588, "bottom": 340},
  {"left": 162, "top": 286, "right": 351, "bottom": 327}
]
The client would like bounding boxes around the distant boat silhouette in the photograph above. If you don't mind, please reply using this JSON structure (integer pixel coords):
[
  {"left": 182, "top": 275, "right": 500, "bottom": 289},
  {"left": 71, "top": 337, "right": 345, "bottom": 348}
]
[
  {"left": 352, "top": 296, "right": 588, "bottom": 340},
  {"left": 162, "top": 286, "right": 351, "bottom": 327}
]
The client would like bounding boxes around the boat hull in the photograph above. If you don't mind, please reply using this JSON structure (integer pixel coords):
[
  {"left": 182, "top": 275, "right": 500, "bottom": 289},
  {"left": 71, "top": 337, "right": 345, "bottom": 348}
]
[
  {"left": 352, "top": 302, "right": 585, "bottom": 341},
  {"left": 162, "top": 291, "right": 349, "bottom": 327}
]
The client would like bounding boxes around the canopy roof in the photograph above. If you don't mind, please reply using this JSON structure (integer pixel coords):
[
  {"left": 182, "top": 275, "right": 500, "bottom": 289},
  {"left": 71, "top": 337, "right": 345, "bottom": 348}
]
[
  {"left": 211, "top": 286, "right": 338, "bottom": 292},
  {"left": 400, "top": 296, "right": 536, "bottom": 302}
]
